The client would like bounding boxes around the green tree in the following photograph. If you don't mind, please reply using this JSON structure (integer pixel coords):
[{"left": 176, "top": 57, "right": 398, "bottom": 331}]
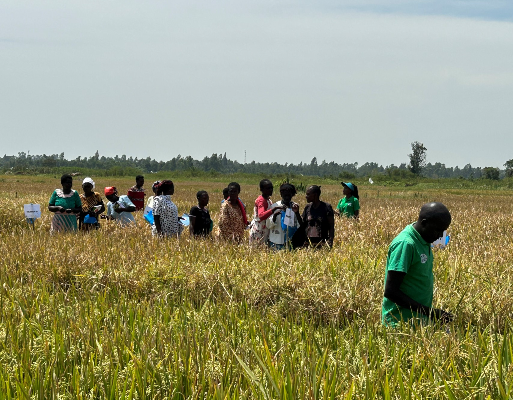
[
  {"left": 408, "top": 141, "right": 427, "bottom": 175},
  {"left": 504, "top": 159, "right": 513, "bottom": 177},
  {"left": 483, "top": 167, "right": 500, "bottom": 180}
]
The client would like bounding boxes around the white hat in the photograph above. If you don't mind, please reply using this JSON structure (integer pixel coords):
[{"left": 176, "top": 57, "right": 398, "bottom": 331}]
[{"left": 83, "top": 177, "right": 95, "bottom": 189}]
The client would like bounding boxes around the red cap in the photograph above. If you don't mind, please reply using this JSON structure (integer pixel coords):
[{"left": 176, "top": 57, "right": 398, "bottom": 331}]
[{"left": 104, "top": 186, "right": 116, "bottom": 196}]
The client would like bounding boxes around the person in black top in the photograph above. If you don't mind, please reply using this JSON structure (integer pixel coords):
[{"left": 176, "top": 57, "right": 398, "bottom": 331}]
[
  {"left": 189, "top": 190, "right": 213, "bottom": 237},
  {"left": 301, "top": 185, "right": 335, "bottom": 248}
]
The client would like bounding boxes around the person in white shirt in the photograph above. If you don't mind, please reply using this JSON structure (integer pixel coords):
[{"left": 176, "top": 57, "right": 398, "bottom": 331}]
[
  {"left": 266, "top": 183, "right": 302, "bottom": 250},
  {"left": 146, "top": 181, "right": 160, "bottom": 209},
  {"left": 152, "top": 180, "right": 183, "bottom": 237},
  {"left": 104, "top": 187, "right": 136, "bottom": 226}
]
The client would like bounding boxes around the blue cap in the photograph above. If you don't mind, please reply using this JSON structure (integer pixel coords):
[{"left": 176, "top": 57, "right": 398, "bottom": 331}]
[{"left": 341, "top": 182, "right": 355, "bottom": 192}]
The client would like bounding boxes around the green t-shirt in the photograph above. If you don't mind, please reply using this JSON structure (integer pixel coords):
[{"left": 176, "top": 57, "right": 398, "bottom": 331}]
[
  {"left": 49, "top": 189, "right": 82, "bottom": 209},
  {"left": 336, "top": 196, "right": 360, "bottom": 217},
  {"left": 381, "top": 224, "right": 434, "bottom": 326}
]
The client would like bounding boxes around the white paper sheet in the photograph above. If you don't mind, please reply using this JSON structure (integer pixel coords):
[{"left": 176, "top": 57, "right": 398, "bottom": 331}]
[
  {"left": 24, "top": 204, "right": 41, "bottom": 219},
  {"left": 283, "top": 208, "right": 295, "bottom": 227}
]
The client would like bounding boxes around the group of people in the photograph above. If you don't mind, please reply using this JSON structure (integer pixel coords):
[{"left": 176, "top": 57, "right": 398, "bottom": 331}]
[
  {"left": 47, "top": 175, "right": 361, "bottom": 248},
  {"left": 48, "top": 174, "right": 453, "bottom": 327}
]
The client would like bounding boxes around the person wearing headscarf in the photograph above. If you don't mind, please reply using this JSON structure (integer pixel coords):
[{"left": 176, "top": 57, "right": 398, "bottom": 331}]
[
  {"left": 336, "top": 182, "right": 360, "bottom": 219},
  {"left": 48, "top": 174, "right": 82, "bottom": 232},
  {"left": 152, "top": 180, "right": 183, "bottom": 237},
  {"left": 78, "top": 177, "right": 105, "bottom": 230},
  {"left": 146, "top": 181, "right": 160, "bottom": 209},
  {"left": 300, "top": 185, "right": 335, "bottom": 248},
  {"left": 104, "top": 187, "right": 136, "bottom": 226},
  {"left": 216, "top": 182, "right": 248, "bottom": 242}
]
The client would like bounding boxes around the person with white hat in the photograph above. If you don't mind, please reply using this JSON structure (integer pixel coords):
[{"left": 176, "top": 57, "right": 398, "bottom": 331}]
[{"left": 79, "top": 177, "right": 105, "bottom": 230}]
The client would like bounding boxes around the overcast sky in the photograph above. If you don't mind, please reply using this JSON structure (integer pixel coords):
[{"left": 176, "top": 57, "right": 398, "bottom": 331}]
[{"left": 1, "top": 0, "right": 512, "bottom": 168}]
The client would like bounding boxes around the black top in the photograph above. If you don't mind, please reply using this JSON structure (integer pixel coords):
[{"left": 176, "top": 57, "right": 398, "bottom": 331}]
[
  {"left": 302, "top": 201, "right": 334, "bottom": 244},
  {"left": 189, "top": 206, "right": 212, "bottom": 236}
]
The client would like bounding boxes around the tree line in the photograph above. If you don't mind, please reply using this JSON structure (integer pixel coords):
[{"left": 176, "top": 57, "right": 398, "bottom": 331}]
[{"left": 1, "top": 149, "right": 511, "bottom": 180}]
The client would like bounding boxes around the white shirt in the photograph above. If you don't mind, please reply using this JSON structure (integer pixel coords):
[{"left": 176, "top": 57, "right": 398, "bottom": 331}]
[{"left": 266, "top": 201, "right": 300, "bottom": 245}]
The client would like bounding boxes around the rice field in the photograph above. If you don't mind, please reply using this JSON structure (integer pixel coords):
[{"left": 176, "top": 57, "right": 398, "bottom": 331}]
[{"left": 1, "top": 175, "right": 513, "bottom": 399}]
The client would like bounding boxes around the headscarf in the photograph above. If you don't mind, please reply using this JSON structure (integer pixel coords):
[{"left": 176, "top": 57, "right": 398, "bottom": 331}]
[
  {"left": 104, "top": 186, "right": 116, "bottom": 196},
  {"left": 83, "top": 177, "right": 95, "bottom": 189},
  {"left": 157, "top": 180, "right": 174, "bottom": 196}
]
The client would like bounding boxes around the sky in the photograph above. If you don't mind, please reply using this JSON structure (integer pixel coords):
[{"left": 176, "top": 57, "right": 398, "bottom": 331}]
[{"left": 1, "top": 0, "right": 512, "bottom": 168}]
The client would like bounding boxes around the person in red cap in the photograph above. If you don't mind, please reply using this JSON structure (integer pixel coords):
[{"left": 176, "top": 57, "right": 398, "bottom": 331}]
[{"left": 104, "top": 187, "right": 136, "bottom": 226}]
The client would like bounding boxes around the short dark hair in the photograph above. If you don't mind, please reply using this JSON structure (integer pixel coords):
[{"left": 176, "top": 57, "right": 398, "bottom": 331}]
[
  {"left": 280, "top": 183, "right": 296, "bottom": 195},
  {"left": 136, "top": 175, "right": 144, "bottom": 180},
  {"left": 61, "top": 174, "right": 72, "bottom": 184},
  {"left": 196, "top": 190, "right": 208, "bottom": 200},
  {"left": 308, "top": 185, "right": 321, "bottom": 196},
  {"left": 259, "top": 179, "right": 272, "bottom": 190},
  {"left": 228, "top": 182, "right": 241, "bottom": 193},
  {"left": 222, "top": 187, "right": 229, "bottom": 199}
]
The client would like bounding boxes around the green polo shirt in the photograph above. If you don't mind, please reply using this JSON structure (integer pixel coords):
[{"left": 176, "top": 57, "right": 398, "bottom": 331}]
[
  {"left": 336, "top": 196, "right": 360, "bottom": 217},
  {"left": 381, "top": 224, "right": 434, "bottom": 326}
]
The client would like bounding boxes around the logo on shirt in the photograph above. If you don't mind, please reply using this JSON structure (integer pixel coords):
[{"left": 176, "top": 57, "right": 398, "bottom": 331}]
[{"left": 420, "top": 254, "right": 428, "bottom": 264}]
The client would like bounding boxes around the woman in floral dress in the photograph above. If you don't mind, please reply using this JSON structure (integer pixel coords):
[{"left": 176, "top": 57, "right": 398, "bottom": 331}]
[{"left": 217, "top": 182, "right": 248, "bottom": 242}]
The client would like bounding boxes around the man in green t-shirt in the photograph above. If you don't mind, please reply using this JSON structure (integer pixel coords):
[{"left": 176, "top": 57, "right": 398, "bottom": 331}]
[{"left": 382, "top": 202, "right": 453, "bottom": 327}]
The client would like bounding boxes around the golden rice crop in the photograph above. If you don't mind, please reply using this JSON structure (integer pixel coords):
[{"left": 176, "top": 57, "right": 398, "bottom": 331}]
[{"left": 0, "top": 175, "right": 512, "bottom": 398}]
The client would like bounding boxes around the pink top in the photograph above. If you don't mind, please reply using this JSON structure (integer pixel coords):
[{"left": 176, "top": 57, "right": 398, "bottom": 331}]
[{"left": 254, "top": 195, "right": 273, "bottom": 221}]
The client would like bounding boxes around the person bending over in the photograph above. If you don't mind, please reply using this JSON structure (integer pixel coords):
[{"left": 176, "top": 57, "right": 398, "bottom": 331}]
[{"left": 382, "top": 202, "right": 453, "bottom": 327}]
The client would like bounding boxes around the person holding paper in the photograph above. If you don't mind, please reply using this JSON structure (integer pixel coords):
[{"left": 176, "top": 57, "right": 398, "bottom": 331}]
[
  {"left": 267, "top": 183, "right": 301, "bottom": 250},
  {"left": 152, "top": 180, "right": 183, "bottom": 237},
  {"left": 249, "top": 179, "right": 282, "bottom": 246},
  {"left": 146, "top": 181, "right": 160, "bottom": 209},
  {"left": 104, "top": 187, "right": 136, "bottom": 226},
  {"left": 382, "top": 202, "right": 453, "bottom": 327},
  {"left": 336, "top": 182, "right": 360, "bottom": 219},
  {"left": 300, "top": 185, "right": 335, "bottom": 248},
  {"left": 189, "top": 190, "right": 213, "bottom": 237},
  {"left": 79, "top": 177, "right": 105, "bottom": 231},
  {"left": 216, "top": 182, "right": 248, "bottom": 242},
  {"left": 48, "top": 174, "right": 82, "bottom": 232}
]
